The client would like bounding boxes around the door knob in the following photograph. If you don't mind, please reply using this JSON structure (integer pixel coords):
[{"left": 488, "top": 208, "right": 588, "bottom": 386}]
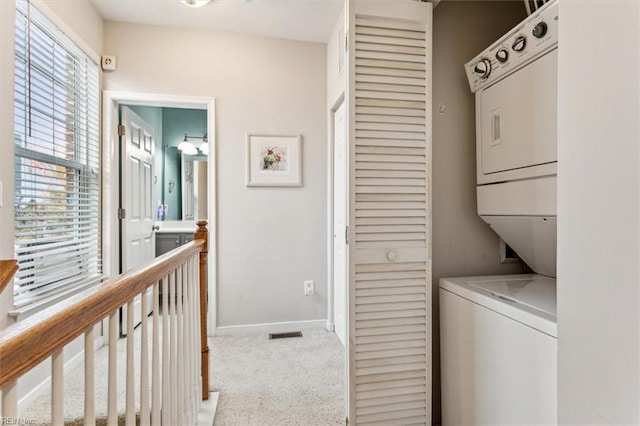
[
  {"left": 386, "top": 250, "right": 398, "bottom": 262},
  {"left": 152, "top": 225, "right": 160, "bottom": 231}
]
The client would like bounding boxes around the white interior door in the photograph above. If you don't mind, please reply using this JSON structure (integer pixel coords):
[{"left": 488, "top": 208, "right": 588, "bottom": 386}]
[
  {"left": 334, "top": 101, "right": 348, "bottom": 347},
  {"left": 346, "top": 1, "right": 432, "bottom": 424},
  {"left": 121, "top": 106, "right": 155, "bottom": 333}
]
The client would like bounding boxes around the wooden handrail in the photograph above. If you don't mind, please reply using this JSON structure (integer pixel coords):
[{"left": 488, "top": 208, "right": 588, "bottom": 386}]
[
  {"left": 0, "top": 259, "right": 18, "bottom": 296},
  {"left": 0, "top": 238, "right": 205, "bottom": 390}
]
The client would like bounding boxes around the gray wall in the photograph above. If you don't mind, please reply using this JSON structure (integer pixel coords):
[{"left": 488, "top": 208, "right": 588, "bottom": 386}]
[
  {"left": 432, "top": 1, "right": 526, "bottom": 422},
  {"left": 104, "top": 22, "right": 328, "bottom": 328}
]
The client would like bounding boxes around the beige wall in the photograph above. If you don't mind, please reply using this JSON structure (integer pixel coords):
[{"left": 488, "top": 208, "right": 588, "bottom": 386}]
[
  {"left": 432, "top": 1, "right": 526, "bottom": 422},
  {"left": 104, "top": 22, "right": 328, "bottom": 328},
  {"left": 558, "top": 1, "right": 640, "bottom": 423}
]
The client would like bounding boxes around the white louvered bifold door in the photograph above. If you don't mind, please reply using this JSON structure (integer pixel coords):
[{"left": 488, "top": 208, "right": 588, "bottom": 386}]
[{"left": 346, "top": 1, "right": 432, "bottom": 425}]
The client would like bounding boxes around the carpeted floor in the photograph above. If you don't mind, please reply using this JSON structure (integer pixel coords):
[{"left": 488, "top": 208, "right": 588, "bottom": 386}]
[
  {"left": 20, "top": 325, "right": 345, "bottom": 426},
  {"left": 210, "top": 330, "right": 345, "bottom": 426}
]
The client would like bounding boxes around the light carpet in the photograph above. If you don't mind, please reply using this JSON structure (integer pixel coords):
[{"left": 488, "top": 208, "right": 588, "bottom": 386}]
[
  {"left": 210, "top": 330, "right": 345, "bottom": 426},
  {"left": 20, "top": 327, "right": 345, "bottom": 426}
]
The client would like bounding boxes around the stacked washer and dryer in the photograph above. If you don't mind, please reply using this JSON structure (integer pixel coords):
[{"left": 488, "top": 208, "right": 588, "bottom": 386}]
[{"left": 440, "top": 2, "right": 559, "bottom": 425}]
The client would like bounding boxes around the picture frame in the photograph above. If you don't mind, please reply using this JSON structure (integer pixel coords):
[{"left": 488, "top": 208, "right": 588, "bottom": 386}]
[{"left": 246, "top": 133, "right": 302, "bottom": 187}]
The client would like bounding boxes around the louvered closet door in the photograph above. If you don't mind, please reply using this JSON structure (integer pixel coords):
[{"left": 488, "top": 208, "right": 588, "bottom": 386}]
[{"left": 347, "top": 2, "right": 432, "bottom": 425}]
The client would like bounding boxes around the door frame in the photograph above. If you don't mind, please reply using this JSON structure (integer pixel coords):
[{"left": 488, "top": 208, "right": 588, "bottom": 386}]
[
  {"left": 326, "top": 93, "right": 346, "bottom": 333},
  {"left": 103, "top": 91, "right": 218, "bottom": 335}
]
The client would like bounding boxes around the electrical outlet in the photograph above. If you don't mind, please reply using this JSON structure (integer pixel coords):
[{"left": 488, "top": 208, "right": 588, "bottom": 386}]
[{"left": 304, "top": 280, "right": 314, "bottom": 296}]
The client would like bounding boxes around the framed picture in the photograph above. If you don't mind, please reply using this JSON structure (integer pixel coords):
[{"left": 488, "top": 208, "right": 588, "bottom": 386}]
[{"left": 246, "top": 134, "right": 302, "bottom": 187}]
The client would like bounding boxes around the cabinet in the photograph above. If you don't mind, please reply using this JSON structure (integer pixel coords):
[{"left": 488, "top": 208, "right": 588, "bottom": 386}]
[{"left": 156, "top": 233, "right": 194, "bottom": 257}]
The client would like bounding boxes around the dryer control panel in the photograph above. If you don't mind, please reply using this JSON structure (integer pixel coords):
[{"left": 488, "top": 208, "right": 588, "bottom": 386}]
[{"left": 465, "top": 1, "right": 558, "bottom": 93}]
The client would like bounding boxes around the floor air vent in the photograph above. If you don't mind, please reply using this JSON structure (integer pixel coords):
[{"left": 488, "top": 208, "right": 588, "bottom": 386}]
[{"left": 269, "top": 331, "right": 303, "bottom": 340}]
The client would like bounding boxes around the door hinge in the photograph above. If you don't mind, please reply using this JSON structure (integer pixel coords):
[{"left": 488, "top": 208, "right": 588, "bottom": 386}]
[
  {"left": 118, "top": 124, "right": 126, "bottom": 136},
  {"left": 345, "top": 33, "right": 349, "bottom": 53},
  {"left": 345, "top": 225, "right": 349, "bottom": 245},
  {"left": 118, "top": 208, "right": 126, "bottom": 220}
]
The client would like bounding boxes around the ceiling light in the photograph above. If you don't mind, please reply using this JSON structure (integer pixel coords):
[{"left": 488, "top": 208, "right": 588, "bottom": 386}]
[{"left": 181, "top": 0, "right": 212, "bottom": 8}]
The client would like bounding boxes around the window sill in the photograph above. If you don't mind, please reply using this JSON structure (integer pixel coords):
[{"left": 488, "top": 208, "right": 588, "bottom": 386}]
[{"left": 8, "top": 276, "right": 106, "bottom": 323}]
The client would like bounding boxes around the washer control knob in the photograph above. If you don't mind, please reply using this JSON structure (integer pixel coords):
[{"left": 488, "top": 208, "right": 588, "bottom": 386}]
[
  {"left": 532, "top": 22, "right": 548, "bottom": 38},
  {"left": 495, "top": 48, "right": 509, "bottom": 63},
  {"left": 473, "top": 58, "right": 492, "bottom": 79},
  {"left": 512, "top": 36, "right": 527, "bottom": 52}
]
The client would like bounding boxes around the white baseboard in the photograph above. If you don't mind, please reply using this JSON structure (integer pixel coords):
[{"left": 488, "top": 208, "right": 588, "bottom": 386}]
[
  {"left": 326, "top": 320, "right": 335, "bottom": 332},
  {"left": 17, "top": 335, "right": 105, "bottom": 415},
  {"left": 215, "top": 319, "right": 327, "bottom": 336}
]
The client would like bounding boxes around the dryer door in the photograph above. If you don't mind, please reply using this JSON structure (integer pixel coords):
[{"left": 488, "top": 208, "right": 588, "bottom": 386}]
[{"left": 478, "top": 49, "right": 557, "bottom": 180}]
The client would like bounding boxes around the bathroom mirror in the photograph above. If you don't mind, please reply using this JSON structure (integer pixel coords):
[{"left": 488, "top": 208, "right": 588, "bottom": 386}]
[
  {"left": 180, "top": 154, "right": 208, "bottom": 221},
  {"left": 162, "top": 146, "right": 207, "bottom": 221}
]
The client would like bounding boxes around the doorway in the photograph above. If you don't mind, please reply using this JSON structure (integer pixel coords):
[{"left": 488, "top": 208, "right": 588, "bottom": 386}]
[{"left": 102, "top": 91, "right": 217, "bottom": 335}]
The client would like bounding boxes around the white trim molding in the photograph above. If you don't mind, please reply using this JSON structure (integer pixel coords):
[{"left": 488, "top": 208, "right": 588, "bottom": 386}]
[{"left": 215, "top": 319, "right": 327, "bottom": 337}]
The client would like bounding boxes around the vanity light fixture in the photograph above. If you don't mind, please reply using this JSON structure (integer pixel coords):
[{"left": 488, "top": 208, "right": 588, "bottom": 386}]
[
  {"left": 177, "top": 133, "right": 208, "bottom": 156},
  {"left": 180, "top": 0, "right": 212, "bottom": 7}
]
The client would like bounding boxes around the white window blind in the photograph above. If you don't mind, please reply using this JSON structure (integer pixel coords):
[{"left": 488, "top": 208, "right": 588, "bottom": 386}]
[{"left": 13, "top": 0, "right": 101, "bottom": 308}]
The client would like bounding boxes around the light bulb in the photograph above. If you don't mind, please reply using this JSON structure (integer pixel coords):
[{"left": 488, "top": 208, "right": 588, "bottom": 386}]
[
  {"left": 181, "top": 0, "right": 212, "bottom": 7},
  {"left": 199, "top": 142, "right": 209, "bottom": 155}
]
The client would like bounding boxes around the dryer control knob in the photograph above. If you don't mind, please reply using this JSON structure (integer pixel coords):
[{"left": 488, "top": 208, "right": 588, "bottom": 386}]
[
  {"left": 495, "top": 48, "right": 509, "bottom": 63},
  {"left": 473, "top": 58, "right": 491, "bottom": 79},
  {"left": 532, "top": 22, "right": 548, "bottom": 38},
  {"left": 512, "top": 36, "right": 527, "bottom": 52}
]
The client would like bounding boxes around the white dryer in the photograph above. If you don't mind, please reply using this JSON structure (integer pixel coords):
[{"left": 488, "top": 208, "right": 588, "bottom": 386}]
[
  {"left": 440, "top": 275, "right": 557, "bottom": 425},
  {"left": 466, "top": 0, "right": 559, "bottom": 278}
]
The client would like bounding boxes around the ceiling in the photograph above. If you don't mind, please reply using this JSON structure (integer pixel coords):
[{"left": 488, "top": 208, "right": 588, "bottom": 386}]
[{"left": 89, "top": 0, "right": 345, "bottom": 43}]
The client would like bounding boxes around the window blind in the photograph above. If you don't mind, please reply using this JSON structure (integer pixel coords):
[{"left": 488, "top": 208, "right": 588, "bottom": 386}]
[{"left": 13, "top": 0, "right": 101, "bottom": 308}]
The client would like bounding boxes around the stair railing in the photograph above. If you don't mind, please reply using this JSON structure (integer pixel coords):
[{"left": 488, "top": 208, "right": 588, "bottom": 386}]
[{"left": 0, "top": 220, "right": 211, "bottom": 425}]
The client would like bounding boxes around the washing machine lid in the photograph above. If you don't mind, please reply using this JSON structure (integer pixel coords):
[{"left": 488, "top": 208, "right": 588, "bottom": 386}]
[{"left": 440, "top": 274, "right": 557, "bottom": 337}]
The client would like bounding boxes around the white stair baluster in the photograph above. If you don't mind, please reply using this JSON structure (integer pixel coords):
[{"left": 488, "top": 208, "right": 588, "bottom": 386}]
[
  {"left": 184, "top": 259, "right": 193, "bottom": 423},
  {"left": 177, "top": 264, "right": 185, "bottom": 424},
  {"left": 152, "top": 283, "right": 161, "bottom": 425},
  {"left": 1, "top": 381, "right": 18, "bottom": 420},
  {"left": 126, "top": 300, "right": 135, "bottom": 425},
  {"left": 108, "top": 312, "right": 118, "bottom": 426},
  {"left": 84, "top": 327, "right": 96, "bottom": 426},
  {"left": 162, "top": 275, "right": 170, "bottom": 425},
  {"left": 51, "top": 349, "right": 64, "bottom": 425},
  {"left": 194, "top": 256, "right": 203, "bottom": 410},
  {"left": 170, "top": 270, "right": 178, "bottom": 426},
  {"left": 140, "top": 288, "right": 150, "bottom": 426}
]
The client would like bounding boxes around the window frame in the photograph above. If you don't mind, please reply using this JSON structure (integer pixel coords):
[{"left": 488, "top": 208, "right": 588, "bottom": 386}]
[{"left": 12, "top": 0, "right": 103, "bottom": 312}]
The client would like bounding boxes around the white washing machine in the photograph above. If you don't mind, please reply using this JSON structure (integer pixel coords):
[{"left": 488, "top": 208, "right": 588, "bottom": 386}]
[{"left": 440, "top": 275, "right": 557, "bottom": 425}]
